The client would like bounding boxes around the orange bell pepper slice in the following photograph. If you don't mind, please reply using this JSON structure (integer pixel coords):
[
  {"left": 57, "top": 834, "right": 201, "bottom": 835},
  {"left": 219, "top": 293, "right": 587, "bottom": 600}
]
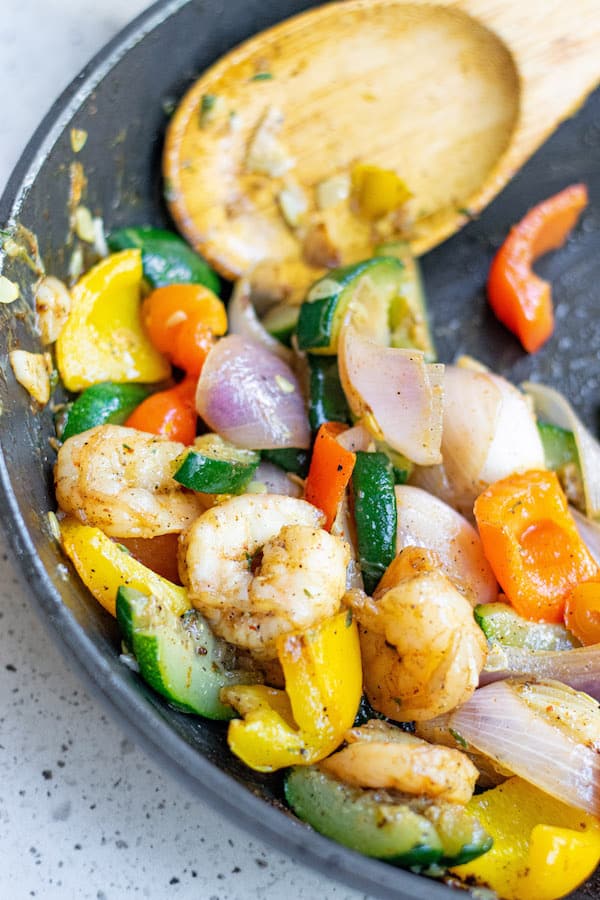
[
  {"left": 304, "top": 422, "right": 356, "bottom": 530},
  {"left": 125, "top": 373, "right": 197, "bottom": 444},
  {"left": 142, "top": 283, "right": 227, "bottom": 375},
  {"left": 564, "top": 578, "right": 600, "bottom": 645},
  {"left": 474, "top": 469, "right": 598, "bottom": 622},
  {"left": 487, "top": 184, "right": 587, "bottom": 353}
]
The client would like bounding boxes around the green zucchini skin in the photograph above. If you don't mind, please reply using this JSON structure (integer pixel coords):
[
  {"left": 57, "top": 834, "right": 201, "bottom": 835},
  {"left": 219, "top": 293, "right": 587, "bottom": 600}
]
[
  {"left": 285, "top": 767, "right": 492, "bottom": 869},
  {"left": 307, "top": 354, "right": 352, "bottom": 432},
  {"left": 296, "top": 257, "right": 404, "bottom": 354},
  {"left": 60, "top": 382, "right": 151, "bottom": 440},
  {"left": 262, "top": 303, "right": 299, "bottom": 346},
  {"left": 474, "top": 601, "right": 580, "bottom": 651},
  {"left": 261, "top": 448, "right": 311, "bottom": 478},
  {"left": 351, "top": 451, "right": 397, "bottom": 595},
  {"left": 107, "top": 226, "right": 220, "bottom": 294},
  {"left": 375, "top": 240, "right": 436, "bottom": 361},
  {"left": 116, "top": 586, "right": 257, "bottom": 719},
  {"left": 174, "top": 445, "right": 260, "bottom": 494}
]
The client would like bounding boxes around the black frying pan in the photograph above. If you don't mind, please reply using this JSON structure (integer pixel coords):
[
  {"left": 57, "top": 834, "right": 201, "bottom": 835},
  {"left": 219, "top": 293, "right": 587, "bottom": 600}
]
[{"left": 0, "top": 2, "right": 598, "bottom": 898}]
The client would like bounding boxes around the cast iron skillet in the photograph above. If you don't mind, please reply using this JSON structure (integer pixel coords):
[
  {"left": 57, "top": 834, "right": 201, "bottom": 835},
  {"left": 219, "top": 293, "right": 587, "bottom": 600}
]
[{"left": 0, "top": 1, "right": 599, "bottom": 897}]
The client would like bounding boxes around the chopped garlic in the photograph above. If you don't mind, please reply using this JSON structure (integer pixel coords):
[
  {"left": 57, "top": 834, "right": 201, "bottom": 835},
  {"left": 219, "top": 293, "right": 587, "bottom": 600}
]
[
  {"left": 74, "top": 206, "right": 96, "bottom": 243},
  {"left": 92, "top": 217, "right": 108, "bottom": 257},
  {"left": 277, "top": 181, "right": 308, "bottom": 228},
  {"left": 0, "top": 275, "right": 19, "bottom": 304},
  {"left": 68, "top": 244, "right": 84, "bottom": 283},
  {"left": 3, "top": 237, "right": 21, "bottom": 258},
  {"left": 70, "top": 128, "right": 88, "bottom": 153},
  {"left": 46, "top": 511, "right": 61, "bottom": 541},
  {"left": 245, "top": 106, "right": 294, "bottom": 177},
  {"left": 275, "top": 374, "right": 295, "bottom": 394},
  {"left": 316, "top": 174, "right": 351, "bottom": 210},
  {"left": 9, "top": 349, "right": 52, "bottom": 405},
  {"left": 35, "top": 275, "right": 72, "bottom": 344}
]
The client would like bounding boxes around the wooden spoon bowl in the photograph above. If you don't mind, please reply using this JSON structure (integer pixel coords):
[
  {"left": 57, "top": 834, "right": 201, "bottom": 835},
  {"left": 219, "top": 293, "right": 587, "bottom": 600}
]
[{"left": 164, "top": 0, "right": 600, "bottom": 293}]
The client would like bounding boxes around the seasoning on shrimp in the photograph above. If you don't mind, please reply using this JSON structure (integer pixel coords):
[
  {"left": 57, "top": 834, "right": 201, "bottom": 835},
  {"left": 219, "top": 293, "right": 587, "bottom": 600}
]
[
  {"left": 179, "top": 494, "right": 350, "bottom": 660},
  {"left": 54, "top": 424, "right": 208, "bottom": 538}
]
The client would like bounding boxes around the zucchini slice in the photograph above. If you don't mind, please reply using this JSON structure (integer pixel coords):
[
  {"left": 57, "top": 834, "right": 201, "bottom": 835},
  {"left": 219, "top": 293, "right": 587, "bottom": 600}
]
[
  {"left": 174, "top": 434, "right": 260, "bottom": 494},
  {"left": 474, "top": 602, "right": 580, "bottom": 651},
  {"left": 375, "top": 240, "right": 436, "bottom": 361},
  {"left": 116, "top": 586, "right": 258, "bottom": 719},
  {"left": 307, "top": 354, "right": 352, "bottom": 432},
  {"left": 107, "top": 226, "right": 220, "bottom": 294},
  {"left": 260, "top": 447, "right": 310, "bottom": 479},
  {"left": 351, "top": 451, "right": 397, "bottom": 595},
  {"left": 262, "top": 303, "right": 300, "bottom": 346},
  {"left": 59, "top": 381, "right": 151, "bottom": 441},
  {"left": 285, "top": 767, "right": 491, "bottom": 868},
  {"left": 296, "top": 257, "right": 404, "bottom": 354}
]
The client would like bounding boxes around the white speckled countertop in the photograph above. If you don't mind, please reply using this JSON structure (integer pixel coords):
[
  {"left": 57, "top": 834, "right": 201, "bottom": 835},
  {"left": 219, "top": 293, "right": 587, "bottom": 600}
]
[{"left": 0, "top": 3, "right": 368, "bottom": 898}]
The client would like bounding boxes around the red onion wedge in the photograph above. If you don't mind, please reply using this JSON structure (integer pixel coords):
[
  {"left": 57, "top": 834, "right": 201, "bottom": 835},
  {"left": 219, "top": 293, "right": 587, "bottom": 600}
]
[
  {"left": 338, "top": 325, "right": 444, "bottom": 465},
  {"left": 394, "top": 485, "right": 497, "bottom": 606},
  {"left": 449, "top": 679, "right": 600, "bottom": 816},
  {"left": 227, "top": 278, "right": 294, "bottom": 365},
  {"left": 480, "top": 643, "right": 600, "bottom": 701},
  {"left": 525, "top": 381, "right": 600, "bottom": 520},
  {"left": 196, "top": 335, "right": 311, "bottom": 450}
]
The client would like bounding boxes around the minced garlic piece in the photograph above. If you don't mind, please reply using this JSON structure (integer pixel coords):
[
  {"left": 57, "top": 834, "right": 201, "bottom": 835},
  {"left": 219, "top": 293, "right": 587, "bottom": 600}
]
[
  {"left": 275, "top": 374, "right": 295, "bottom": 394},
  {"left": 0, "top": 275, "right": 19, "bottom": 304},
  {"left": 316, "top": 174, "right": 351, "bottom": 210},
  {"left": 245, "top": 106, "right": 294, "bottom": 177},
  {"left": 35, "top": 276, "right": 71, "bottom": 344},
  {"left": 70, "top": 128, "right": 88, "bottom": 153},
  {"left": 9, "top": 349, "right": 52, "bottom": 405},
  {"left": 74, "top": 206, "right": 96, "bottom": 243},
  {"left": 277, "top": 181, "right": 308, "bottom": 228}
]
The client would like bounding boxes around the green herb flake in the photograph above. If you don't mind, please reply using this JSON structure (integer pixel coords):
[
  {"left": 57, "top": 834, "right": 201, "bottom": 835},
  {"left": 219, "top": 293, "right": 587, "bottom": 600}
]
[
  {"left": 449, "top": 727, "right": 468, "bottom": 750},
  {"left": 303, "top": 588, "right": 314, "bottom": 599},
  {"left": 345, "top": 609, "right": 353, "bottom": 627},
  {"left": 199, "top": 93, "right": 219, "bottom": 127},
  {"left": 250, "top": 72, "right": 273, "bottom": 81}
]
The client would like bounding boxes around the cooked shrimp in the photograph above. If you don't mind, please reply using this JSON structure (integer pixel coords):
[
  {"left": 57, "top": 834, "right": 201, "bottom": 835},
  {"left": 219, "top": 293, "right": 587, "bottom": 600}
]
[
  {"left": 180, "top": 494, "right": 350, "bottom": 660},
  {"left": 346, "top": 547, "right": 487, "bottom": 721},
  {"left": 55, "top": 424, "right": 207, "bottom": 538},
  {"left": 321, "top": 719, "right": 478, "bottom": 804}
]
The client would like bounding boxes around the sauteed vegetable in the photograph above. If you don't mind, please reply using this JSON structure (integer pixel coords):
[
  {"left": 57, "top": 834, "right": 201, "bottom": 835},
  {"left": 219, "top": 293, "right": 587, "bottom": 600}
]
[{"left": 5, "top": 105, "right": 599, "bottom": 898}]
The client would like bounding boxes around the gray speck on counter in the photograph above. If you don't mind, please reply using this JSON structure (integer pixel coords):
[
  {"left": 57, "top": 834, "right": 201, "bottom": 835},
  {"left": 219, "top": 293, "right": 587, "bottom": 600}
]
[{"left": 51, "top": 800, "right": 71, "bottom": 821}]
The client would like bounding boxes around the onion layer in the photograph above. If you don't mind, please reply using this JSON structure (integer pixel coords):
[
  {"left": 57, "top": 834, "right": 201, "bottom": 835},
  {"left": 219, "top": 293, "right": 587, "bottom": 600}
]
[
  {"left": 413, "top": 366, "right": 544, "bottom": 517},
  {"left": 339, "top": 325, "right": 443, "bottom": 465},
  {"left": 251, "top": 461, "right": 302, "bottom": 497},
  {"left": 525, "top": 381, "right": 600, "bottom": 520},
  {"left": 449, "top": 679, "right": 600, "bottom": 816},
  {"left": 394, "top": 485, "right": 497, "bottom": 606},
  {"left": 196, "top": 335, "right": 311, "bottom": 449},
  {"left": 227, "top": 278, "right": 293, "bottom": 364}
]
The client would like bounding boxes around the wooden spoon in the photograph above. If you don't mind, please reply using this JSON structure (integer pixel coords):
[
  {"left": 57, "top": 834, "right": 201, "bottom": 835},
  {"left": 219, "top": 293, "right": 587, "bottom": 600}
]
[{"left": 164, "top": 0, "right": 600, "bottom": 296}]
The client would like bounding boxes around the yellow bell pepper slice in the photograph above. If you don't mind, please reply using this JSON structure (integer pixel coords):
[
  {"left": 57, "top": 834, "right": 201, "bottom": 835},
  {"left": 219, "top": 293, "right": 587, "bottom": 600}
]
[
  {"left": 59, "top": 517, "right": 188, "bottom": 618},
  {"left": 351, "top": 163, "right": 412, "bottom": 220},
  {"left": 223, "top": 610, "right": 362, "bottom": 772},
  {"left": 56, "top": 249, "right": 170, "bottom": 391},
  {"left": 452, "top": 777, "right": 600, "bottom": 900}
]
